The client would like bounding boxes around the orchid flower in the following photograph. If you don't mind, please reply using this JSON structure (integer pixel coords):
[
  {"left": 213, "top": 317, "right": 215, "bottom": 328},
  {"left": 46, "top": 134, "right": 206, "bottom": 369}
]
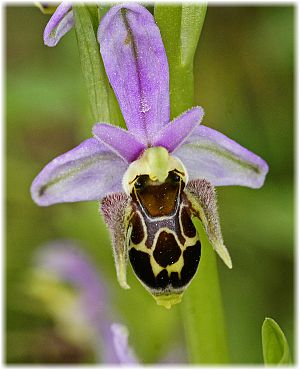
[
  {"left": 30, "top": 241, "right": 138, "bottom": 364},
  {"left": 31, "top": 3, "right": 268, "bottom": 309}
]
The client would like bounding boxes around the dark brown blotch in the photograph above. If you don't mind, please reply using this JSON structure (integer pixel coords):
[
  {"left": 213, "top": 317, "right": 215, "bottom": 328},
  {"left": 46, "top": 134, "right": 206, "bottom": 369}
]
[
  {"left": 38, "top": 185, "right": 47, "bottom": 197},
  {"left": 170, "top": 271, "right": 183, "bottom": 288},
  {"left": 181, "top": 241, "right": 201, "bottom": 285},
  {"left": 155, "top": 269, "right": 169, "bottom": 289},
  {"left": 129, "top": 248, "right": 156, "bottom": 288},
  {"left": 130, "top": 212, "right": 145, "bottom": 245},
  {"left": 153, "top": 231, "right": 181, "bottom": 268},
  {"left": 180, "top": 207, "right": 196, "bottom": 238}
]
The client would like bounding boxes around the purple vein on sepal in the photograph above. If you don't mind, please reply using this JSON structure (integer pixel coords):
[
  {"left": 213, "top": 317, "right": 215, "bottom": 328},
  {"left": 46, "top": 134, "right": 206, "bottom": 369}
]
[{"left": 120, "top": 8, "right": 149, "bottom": 143}]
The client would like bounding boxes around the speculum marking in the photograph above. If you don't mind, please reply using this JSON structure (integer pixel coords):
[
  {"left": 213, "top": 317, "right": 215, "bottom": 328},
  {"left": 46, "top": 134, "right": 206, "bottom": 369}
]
[{"left": 135, "top": 179, "right": 179, "bottom": 217}]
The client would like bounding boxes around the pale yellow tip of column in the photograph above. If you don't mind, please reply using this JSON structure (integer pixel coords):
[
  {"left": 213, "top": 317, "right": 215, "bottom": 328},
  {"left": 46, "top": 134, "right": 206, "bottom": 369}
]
[{"left": 145, "top": 146, "right": 169, "bottom": 182}]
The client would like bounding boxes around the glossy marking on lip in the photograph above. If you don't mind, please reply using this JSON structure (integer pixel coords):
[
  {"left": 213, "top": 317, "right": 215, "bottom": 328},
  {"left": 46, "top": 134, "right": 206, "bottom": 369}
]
[
  {"left": 134, "top": 178, "right": 180, "bottom": 218},
  {"left": 128, "top": 170, "right": 202, "bottom": 296}
]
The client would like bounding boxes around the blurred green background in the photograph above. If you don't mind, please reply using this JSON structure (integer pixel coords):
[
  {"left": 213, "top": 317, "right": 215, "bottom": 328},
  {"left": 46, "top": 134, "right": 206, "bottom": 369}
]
[{"left": 6, "top": 5, "right": 294, "bottom": 364}]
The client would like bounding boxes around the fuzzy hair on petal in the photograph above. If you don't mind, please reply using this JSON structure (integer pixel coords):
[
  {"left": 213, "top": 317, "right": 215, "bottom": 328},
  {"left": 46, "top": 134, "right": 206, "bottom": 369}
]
[
  {"left": 101, "top": 193, "right": 131, "bottom": 289},
  {"left": 186, "top": 179, "right": 232, "bottom": 268}
]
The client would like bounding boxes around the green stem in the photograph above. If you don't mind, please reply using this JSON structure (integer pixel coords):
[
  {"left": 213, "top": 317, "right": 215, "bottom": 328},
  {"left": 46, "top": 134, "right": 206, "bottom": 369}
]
[
  {"left": 183, "top": 221, "right": 230, "bottom": 363},
  {"left": 155, "top": 4, "right": 230, "bottom": 364},
  {"left": 154, "top": 5, "right": 193, "bottom": 119}
]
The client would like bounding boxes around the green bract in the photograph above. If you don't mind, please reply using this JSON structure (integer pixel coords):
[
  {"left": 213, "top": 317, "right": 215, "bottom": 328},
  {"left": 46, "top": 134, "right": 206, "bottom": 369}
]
[{"left": 262, "top": 318, "right": 291, "bottom": 365}]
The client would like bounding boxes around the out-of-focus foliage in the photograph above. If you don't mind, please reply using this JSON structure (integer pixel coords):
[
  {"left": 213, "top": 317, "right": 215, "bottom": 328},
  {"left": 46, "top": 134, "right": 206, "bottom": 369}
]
[{"left": 6, "top": 5, "right": 294, "bottom": 364}]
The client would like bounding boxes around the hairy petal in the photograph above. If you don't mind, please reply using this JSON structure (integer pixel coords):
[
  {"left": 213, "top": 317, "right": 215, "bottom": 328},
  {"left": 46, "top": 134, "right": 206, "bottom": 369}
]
[
  {"left": 43, "top": 2, "right": 74, "bottom": 47},
  {"left": 98, "top": 3, "right": 169, "bottom": 144},
  {"left": 186, "top": 179, "right": 232, "bottom": 268},
  {"left": 93, "top": 123, "right": 146, "bottom": 163},
  {"left": 31, "top": 138, "right": 126, "bottom": 206},
  {"left": 101, "top": 193, "right": 131, "bottom": 289},
  {"left": 153, "top": 106, "right": 204, "bottom": 151},
  {"left": 111, "top": 323, "right": 139, "bottom": 364},
  {"left": 175, "top": 125, "right": 269, "bottom": 188}
]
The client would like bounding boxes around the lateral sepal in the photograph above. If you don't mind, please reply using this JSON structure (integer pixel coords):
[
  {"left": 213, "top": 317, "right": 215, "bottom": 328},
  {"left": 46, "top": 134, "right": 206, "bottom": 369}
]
[
  {"left": 186, "top": 179, "right": 232, "bottom": 268},
  {"left": 101, "top": 192, "right": 132, "bottom": 289}
]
